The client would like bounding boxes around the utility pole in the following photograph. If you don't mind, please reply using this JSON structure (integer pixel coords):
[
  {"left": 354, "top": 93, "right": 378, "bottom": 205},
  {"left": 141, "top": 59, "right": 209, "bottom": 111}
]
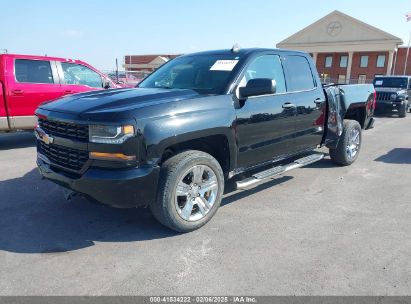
[
  {"left": 115, "top": 58, "right": 119, "bottom": 83},
  {"left": 404, "top": 12, "right": 411, "bottom": 75},
  {"left": 404, "top": 31, "right": 411, "bottom": 75}
]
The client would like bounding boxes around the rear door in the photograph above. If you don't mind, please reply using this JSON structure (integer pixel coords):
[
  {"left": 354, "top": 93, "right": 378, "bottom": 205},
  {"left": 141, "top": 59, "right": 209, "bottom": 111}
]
[
  {"left": 57, "top": 62, "right": 105, "bottom": 96},
  {"left": 6, "top": 57, "right": 61, "bottom": 129},
  {"left": 282, "top": 55, "right": 325, "bottom": 152},
  {"left": 235, "top": 54, "right": 295, "bottom": 169}
]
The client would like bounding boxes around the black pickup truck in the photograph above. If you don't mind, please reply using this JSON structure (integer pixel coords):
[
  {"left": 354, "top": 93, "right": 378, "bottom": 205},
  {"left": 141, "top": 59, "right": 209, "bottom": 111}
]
[{"left": 35, "top": 48, "right": 375, "bottom": 232}]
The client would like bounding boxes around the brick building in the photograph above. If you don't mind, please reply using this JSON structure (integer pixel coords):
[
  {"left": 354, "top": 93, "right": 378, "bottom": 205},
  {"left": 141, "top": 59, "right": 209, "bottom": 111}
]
[
  {"left": 392, "top": 47, "right": 411, "bottom": 75},
  {"left": 123, "top": 54, "right": 180, "bottom": 79},
  {"left": 277, "top": 10, "right": 411, "bottom": 84}
]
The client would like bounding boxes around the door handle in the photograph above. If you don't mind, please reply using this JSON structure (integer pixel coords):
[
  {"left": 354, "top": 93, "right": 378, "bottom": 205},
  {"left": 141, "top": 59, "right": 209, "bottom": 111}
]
[
  {"left": 64, "top": 90, "right": 74, "bottom": 94},
  {"left": 11, "top": 89, "right": 24, "bottom": 95},
  {"left": 282, "top": 102, "right": 296, "bottom": 109}
]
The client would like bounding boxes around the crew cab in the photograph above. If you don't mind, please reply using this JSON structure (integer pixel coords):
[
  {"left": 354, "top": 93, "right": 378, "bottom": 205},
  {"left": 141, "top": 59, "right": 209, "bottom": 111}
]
[
  {"left": 0, "top": 54, "right": 118, "bottom": 132},
  {"left": 373, "top": 76, "right": 411, "bottom": 117},
  {"left": 35, "top": 48, "right": 376, "bottom": 232}
]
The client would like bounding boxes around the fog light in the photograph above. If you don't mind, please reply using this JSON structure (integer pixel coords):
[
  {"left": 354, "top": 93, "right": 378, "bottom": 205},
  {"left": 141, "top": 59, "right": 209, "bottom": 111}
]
[{"left": 90, "top": 152, "right": 136, "bottom": 161}]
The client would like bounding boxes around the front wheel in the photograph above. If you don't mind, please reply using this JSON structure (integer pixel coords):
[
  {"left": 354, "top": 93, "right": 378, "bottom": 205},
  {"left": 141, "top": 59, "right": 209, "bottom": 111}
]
[
  {"left": 151, "top": 150, "right": 224, "bottom": 232},
  {"left": 399, "top": 102, "right": 407, "bottom": 118},
  {"left": 329, "top": 120, "right": 362, "bottom": 166}
]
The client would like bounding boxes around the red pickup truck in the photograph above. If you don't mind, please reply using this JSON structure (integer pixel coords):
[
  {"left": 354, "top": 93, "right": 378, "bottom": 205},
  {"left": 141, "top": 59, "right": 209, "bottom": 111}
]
[{"left": 0, "top": 54, "right": 118, "bottom": 132}]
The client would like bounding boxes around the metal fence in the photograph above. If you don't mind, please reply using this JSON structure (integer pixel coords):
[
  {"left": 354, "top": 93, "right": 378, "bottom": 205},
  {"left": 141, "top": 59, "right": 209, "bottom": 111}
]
[{"left": 320, "top": 76, "right": 376, "bottom": 85}]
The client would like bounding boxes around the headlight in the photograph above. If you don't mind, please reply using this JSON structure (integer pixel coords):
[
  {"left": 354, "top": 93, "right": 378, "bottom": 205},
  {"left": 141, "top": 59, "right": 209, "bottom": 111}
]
[
  {"left": 89, "top": 124, "right": 135, "bottom": 144},
  {"left": 390, "top": 94, "right": 397, "bottom": 100}
]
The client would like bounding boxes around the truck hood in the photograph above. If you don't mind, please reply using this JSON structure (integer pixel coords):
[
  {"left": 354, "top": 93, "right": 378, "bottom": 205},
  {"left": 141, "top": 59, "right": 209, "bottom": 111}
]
[{"left": 39, "top": 88, "right": 202, "bottom": 115}]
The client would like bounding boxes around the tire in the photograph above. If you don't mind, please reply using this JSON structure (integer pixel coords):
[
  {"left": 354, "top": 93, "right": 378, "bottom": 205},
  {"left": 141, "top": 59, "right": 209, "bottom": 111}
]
[
  {"left": 150, "top": 150, "right": 224, "bottom": 232},
  {"left": 399, "top": 102, "right": 407, "bottom": 118},
  {"left": 329, "top": 120, "right": 362, "bottom": 166}
]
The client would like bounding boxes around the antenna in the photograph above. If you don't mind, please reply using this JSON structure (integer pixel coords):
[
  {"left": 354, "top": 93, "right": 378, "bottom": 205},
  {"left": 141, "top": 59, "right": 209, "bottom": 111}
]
[{"left": 231, "top": 43, "right": 240, "bottom": 53}]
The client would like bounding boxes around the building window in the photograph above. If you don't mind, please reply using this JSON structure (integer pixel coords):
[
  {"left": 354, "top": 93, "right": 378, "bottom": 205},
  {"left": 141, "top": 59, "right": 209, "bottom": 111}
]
[
  {"left": 340, "top": 55, "right": 348, "bottom": 68},
  {"left": 360, "top": 56, "right": 369, "bottom": 68},
  {"left": 325, "top": 56, "right": 333, "bottom": 68},
  {"left": 358, "top": 75, "right": 366, "bottom": 84},
  {"left": 376, "top": 55, "right": 386, "bottom": 68},
  {"left": 338, "top": 74, "right": 346, "bottom": 84}
]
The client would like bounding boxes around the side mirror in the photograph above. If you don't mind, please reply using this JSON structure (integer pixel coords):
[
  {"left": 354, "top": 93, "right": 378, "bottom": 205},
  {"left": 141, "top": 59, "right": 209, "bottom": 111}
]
[
  {"left": 103, "top": 80, "right": 111, "bottom": 89},
  {"left": 239, "top": 78, "right": 276, "bottom": 99}
]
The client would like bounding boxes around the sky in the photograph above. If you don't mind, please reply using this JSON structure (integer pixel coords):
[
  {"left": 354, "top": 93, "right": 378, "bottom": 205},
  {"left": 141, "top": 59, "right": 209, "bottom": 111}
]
[{"left": 1, "top": 0, "right": 411, "bottom": 71}]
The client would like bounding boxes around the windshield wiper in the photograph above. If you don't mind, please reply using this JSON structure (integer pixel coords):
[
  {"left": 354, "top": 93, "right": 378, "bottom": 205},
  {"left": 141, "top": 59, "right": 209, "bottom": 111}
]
[{"left": 156, "top": 86, "right": 173, "bottom": 89}]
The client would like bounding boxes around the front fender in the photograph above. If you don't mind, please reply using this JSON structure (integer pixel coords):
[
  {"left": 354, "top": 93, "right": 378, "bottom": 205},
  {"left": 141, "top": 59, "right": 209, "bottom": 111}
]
[{"left": 137, "top": 95, "right": 237, "bottom": 169}]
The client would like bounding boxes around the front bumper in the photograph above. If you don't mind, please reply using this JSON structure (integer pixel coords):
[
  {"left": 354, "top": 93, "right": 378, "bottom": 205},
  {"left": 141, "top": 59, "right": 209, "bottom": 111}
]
[
  {"left": 376, "top": 100, "right": 402, "bottom": 108},
  {"left": 37, "top": 157, "right": 160, "bottom": 208}
]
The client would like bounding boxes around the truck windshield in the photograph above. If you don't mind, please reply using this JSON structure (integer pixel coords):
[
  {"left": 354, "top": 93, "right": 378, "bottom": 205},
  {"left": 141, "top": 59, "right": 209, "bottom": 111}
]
[
  {"left": 373, "top": 77, "right": 408, "bottom": 88},
  {"left": 137, "top": 55, "right": 240, "bottom": 94}
]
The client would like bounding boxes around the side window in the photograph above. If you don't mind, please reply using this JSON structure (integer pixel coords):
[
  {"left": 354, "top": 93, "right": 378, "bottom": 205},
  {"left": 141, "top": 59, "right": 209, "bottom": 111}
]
[
  {"left": 284, "top": 56, "right": 315, "bottom": 92},
  {"left": 61, "top": 63, "right": 103, "bottom": 88},
  {"left": 15, "top": 59, "right": 53, "bottom": 84},
  {"left": 241, "top": 55, "right": 286, "bottom": 94}
]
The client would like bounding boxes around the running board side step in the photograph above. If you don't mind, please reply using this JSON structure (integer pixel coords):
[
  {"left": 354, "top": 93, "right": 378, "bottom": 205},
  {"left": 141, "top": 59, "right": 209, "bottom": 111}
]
[{"left": 236, "top": 153, "right": 324, "bottom": 190}]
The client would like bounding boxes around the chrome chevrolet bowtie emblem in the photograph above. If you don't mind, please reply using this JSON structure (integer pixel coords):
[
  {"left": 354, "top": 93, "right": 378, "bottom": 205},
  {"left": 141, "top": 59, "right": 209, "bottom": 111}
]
[
  {"left": 35, "top": 128, "right": 54, "bottom": 145},
  {"left": 42, "top": 133, "right": 54, "bottom": 145}
]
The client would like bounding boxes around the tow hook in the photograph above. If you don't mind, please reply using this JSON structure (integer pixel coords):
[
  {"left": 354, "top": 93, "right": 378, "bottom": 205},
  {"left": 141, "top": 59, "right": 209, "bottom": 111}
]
[{"left": 62, "top": 188, "right": 78, "bottom": 200}]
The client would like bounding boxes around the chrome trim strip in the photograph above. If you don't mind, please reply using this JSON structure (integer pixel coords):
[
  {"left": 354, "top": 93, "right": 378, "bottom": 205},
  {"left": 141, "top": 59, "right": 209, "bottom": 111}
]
[{"left": 9, "top": 115, "right": 37, "bottom": 129}]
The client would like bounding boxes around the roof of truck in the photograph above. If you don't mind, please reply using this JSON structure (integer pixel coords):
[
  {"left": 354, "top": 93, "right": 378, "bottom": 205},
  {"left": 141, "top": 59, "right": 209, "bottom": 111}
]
[
  {"left": 181, "top": 48, "right": 309, "bottom": 57},
  {"left": 0, "top": 53, "right": 89, "bottom": 65},
  {"left": 375, "top": 75, "right": 411, "bottom": 78}
]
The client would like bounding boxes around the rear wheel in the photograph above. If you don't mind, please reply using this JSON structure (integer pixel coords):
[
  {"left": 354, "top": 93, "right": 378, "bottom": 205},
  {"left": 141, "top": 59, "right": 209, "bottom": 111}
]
[
  {"left": 329, "top": 120, "right": 362, "bottom": 166},
  {"left": 151, "top": 150, "right": 224, "bottom": 232}
]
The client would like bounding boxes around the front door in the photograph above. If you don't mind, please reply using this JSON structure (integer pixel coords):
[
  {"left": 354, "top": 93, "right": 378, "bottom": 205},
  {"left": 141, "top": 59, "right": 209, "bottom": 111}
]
[
  {"left": 57, "top": 62, "right": 104, "bottom": 96},
  {"left": 235, "top": 54, "right": 296, "bottom": 169}
]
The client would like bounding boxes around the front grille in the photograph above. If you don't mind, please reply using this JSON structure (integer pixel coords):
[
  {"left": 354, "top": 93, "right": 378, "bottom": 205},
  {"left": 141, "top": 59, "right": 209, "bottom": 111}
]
[
  {"left": 38, "top": 118, "right": 89, "bottom": 142},
  {"left": 376, "top": 92, "right": 393, "bottom": 101},
  {"left": 38, "top": 141, "right": 89, "bottom": 172}
]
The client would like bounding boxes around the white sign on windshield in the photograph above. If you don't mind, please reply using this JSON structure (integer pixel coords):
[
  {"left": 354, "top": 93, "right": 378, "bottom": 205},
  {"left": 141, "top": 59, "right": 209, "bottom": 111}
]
[
  {"left": 375, "top": 80, "right": 383, "bottom": 86},
  {"left": 210, "top": 60, "right": 239, "bottom": 71}
]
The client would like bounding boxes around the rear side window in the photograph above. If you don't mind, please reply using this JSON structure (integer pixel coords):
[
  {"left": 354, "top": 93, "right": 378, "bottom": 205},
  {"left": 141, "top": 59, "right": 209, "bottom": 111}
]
[
  {"left": 15, "top": 59, "right": 53, "bottom": 84},
  {"left": 241, "top": 55, "right": 286, "bottom": 94},
  {"left": 284, "top": 55, "right": 315, "bottom": 92},
  {"left": 61, "top": 63, "right": 103, "bottom": 88}
]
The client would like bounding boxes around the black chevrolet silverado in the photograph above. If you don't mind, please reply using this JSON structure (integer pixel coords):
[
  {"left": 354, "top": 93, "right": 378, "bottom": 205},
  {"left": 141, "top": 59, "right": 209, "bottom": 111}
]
[
  {"left": 35, "top": 48, "right": 375, "bottom": 232},
  {"left": 373, "top": 76, "right": 411, "bottom": 117}
]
